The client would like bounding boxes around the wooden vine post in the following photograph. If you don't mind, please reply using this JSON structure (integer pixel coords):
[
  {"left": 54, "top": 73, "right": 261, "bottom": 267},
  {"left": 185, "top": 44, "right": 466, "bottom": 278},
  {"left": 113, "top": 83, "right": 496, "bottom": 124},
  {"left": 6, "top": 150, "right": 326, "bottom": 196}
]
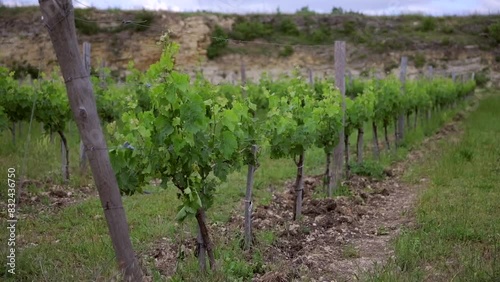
[
  {"left": 243, "top": 145, "right": 258, "bottom": 249},
  {"left": 241, "top": 58, "right": 247, "bottom": 98},
  {"left": 330, "top": 41, "right": 346, "bottom": 196},
  {"left": 291, "top": 69, "right": 312, "bottom": 219},
  {"left": 427, "top": 66, "right": 434, "bottom": 121},
  {"left": 397, "top": 56, "right": 407, "bottom": 145},
  {"left": 38, "top": 1, "right": 143, "bottom": 280},
  {"left": 347, "top": 70, "right": 353, "bottom": 91},
  {"left": 372, "top": 73, "right": 381, "bottom": 160},
  {"left": 79, "top": 41, "right": 90, "bottom": 176}
]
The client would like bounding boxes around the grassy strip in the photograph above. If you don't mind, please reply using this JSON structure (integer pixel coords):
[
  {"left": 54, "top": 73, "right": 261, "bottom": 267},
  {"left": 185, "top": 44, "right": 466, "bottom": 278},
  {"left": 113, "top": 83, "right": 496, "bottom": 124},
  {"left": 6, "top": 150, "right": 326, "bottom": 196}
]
[{"left": 365, "top": 91, "right": 500, "bottom": 281}]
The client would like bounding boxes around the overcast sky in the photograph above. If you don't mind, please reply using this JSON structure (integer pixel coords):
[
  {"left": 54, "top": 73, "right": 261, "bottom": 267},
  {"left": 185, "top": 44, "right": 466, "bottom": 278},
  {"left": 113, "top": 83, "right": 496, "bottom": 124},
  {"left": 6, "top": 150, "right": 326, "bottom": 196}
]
[{"left": 3, "top": 0, "right": 500, "bottom": 15}]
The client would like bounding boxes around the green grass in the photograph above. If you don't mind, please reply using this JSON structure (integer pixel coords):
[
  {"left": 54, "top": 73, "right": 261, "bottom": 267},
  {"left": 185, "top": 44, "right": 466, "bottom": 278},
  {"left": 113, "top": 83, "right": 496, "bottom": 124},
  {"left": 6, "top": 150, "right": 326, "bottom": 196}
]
[
  {"left": 365, "top": 91, "right": 500, "bottom": 281},
  {"left": 0, "top": 91, "right": 479, "bottom": 281},
  {"left": 0, "top": 121, "right": 328, "bottom": 280}
]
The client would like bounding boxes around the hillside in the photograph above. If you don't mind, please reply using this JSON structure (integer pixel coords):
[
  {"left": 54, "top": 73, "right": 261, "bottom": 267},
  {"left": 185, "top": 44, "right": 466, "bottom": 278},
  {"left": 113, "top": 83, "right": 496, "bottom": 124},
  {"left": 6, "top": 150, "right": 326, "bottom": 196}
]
[{"left": 1, "top": 6, "right": 499, "bottom": 85}]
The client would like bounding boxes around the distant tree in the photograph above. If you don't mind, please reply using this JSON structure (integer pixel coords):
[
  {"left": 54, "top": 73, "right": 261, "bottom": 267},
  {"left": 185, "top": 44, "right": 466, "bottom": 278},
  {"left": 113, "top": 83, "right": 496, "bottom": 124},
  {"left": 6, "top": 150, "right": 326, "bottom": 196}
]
[
  {"left": 296, "top": 6, "right": 315, "bottom": 16},
  {"left": 332, "top": 7, "right": 344, "bottom": 14}
]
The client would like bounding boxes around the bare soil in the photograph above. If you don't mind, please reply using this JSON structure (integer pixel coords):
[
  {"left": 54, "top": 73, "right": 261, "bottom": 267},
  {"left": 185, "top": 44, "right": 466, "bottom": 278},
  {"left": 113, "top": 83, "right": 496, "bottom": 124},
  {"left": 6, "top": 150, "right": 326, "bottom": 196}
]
[
  {"left": 0, "top": 178, "right": 98, "bottom": 220},
  {"left": 146, "top": 96, "right": 483, "bottom": 281},
  {"left": 250, "top": 112, "right": 469, "bottom": 282}
]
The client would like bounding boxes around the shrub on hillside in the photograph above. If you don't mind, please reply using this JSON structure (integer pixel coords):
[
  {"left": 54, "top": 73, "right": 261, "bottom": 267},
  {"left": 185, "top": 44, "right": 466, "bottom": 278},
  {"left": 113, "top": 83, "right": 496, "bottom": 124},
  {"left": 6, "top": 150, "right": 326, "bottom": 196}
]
[
  {"left": 278, "top": 45, "right": 294, "bottom": 57},
  {"left": 74, "top": 9, "right": 100, "bottom": 35},
  {"left": 230, "top": 19, "right": 273, "bottom": 40},
  {"left": 418, "top": 17, "right": 436, "bottom": 32},
  {"left": 413, "top": 53, "right": 426, "bottom": 68},
  {"left": 295, "top": 6, "right": 315, "bottom": 16},
  {"left": 133, "top": 10, "right": 154, "bottom": 32},
  {"left": 309, "top": 26, "right": 331, "bottom": 44},
  {"left": 488, "top": 22, "right": 500, "bottom": 43},
  {"left": 441, "top": 24, "right": 454, "bottom": 34},
  {"left": 474, "top": 71, "right": 489, "bottom": 87},
  {"left": 207, "top": 26, "right": 228, "bottom": 59},
  {"left": 277, "top": 18, "right": 300, "bottom": 36},
  {"left": 342, "top": 21, "right": 356, "bottom": 35}
]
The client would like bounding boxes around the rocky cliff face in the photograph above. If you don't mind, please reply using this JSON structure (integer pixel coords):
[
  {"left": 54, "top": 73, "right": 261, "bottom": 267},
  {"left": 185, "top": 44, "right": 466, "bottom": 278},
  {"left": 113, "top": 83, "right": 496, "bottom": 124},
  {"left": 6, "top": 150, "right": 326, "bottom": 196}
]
[{"left": 1, "top": 7, "right": 498, "bottom": 85}]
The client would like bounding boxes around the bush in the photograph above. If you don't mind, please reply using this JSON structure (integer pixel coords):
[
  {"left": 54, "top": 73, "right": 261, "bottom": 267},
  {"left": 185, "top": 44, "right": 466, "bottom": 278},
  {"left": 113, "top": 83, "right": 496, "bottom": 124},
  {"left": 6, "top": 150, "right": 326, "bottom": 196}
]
[
  {"left": 384, "top": 61, "right": 399, "bottom": 74},
  {"left": 207, "top": 28, "right": 228, "bottom": 59},
  {"left": 230, "top": 19, "right": 273, "bottom": 40},
  {"left": 309, "top": 26, "right": 331, "bottom": 44},
  {"left": 74, "top": 9, "right": 100, "bottom": 35},
  {"left": 441, "top": 37, "right": 451, "bottom": 46},
  {"left": 413, "top": 53, "right": 426, "bottom": 68},
  {"left": 418, "top": 17, "right": 436, "bottom": 32},
  {"left": 488, "top": 22, "right": 500, "bottom": 43},
  {"left": 342, "top": 21, "right": 356, "bottom": 35},
  {"left": 295, "top": 6, "right": 315, "bottom": 16},
  {"left": 207, "top": 26, "right": 229, "bottom": 59},
  {"left": 441, "top": 25, "right": 454, "bottom": 34},
  {"left": 474, "top": 71, "right": 489, "bottom": 87},
  {"left": 277, "top": 18, "right": 299, "bottom": 36},
  {"left": 278, "top": 45, "right": 294, "bottom": 57},
  {"left": 133, "top": 10, "right": 154, "bottom": 32}
]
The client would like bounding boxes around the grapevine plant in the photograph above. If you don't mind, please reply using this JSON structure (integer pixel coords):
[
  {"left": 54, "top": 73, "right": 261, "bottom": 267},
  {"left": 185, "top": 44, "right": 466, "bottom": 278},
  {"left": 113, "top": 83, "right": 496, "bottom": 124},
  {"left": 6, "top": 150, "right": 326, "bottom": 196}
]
[
  {"left": 265, "top": 72, "right": 318, "bottom": 220},
  {"left": 109, "top": 41, "right": 254, "bottom": 271},
  {"left": 345, "top": 85, "right": 375, "bottom": 165},
  {"left": 34, "top": 71, "right": 71, "bottom": 182},
  {"left": 311, "top": 81, "right": 342, "bottom": 189},
  {"left": 0, "top": 67, "right": 33, "bottom": 144}
]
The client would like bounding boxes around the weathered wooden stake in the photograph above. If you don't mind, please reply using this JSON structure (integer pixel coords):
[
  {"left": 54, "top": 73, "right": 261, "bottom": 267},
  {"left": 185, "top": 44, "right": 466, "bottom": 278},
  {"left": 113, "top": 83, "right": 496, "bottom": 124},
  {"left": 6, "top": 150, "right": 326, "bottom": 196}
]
[
  {"left": 38, "top": 1, "right": 143, "bottom": 280},
  {"left": 384, "top": 120, "right": 391, "bottom": 151},
  {"left": 428, "top": 65, "right": 434, "bottom": 79},
  {"left": 196, "top": 226, "right": 207, "bottom": 272},
  {"left": 11, "top": 122, "right": 16, "bottom": 146},
  {"left": 99, "top": 60, "right": 107, "bottom": 88},
  {"left": 397, "top": 56, "right": 407, "bottom": 144},
  {"left": 244, "top": 145, "right": 257, "bottom": 249},
  {"left": 196, "top": 208, "right": 216, "bottom": 270},
  {"left": 294, "top": 153, "right": 305, "bottom": 220},
  {"left": 348, "top": 71, "right": 353, "bottom": 91},
  {"left": 344, "top": 131, "right": 350, "bottom": 177},
  {"left": 356, "top": 127, "right": 364, "bottom": 163},
  {"left": 373, "top": 73, "right": 382, "bottom": 159},
  {"left": 414, "top": 108, "right": 418, "bottom": 130},
  {"left": 372, "top": 122, "right": 380, "bottom": 160},
  {"left": 59, "top": 130, "right": 69, "bottom": 183},
  {"left": 330, "top": 41, "right": 346, "bottom": 196},
  {"left": 427, "top": 66, "right": 434, "bottom": 122},
  {"left": 241, "top": 58, "right": 247, "bottom": 98},
  {"left": 79, "top": 42, "right": 90, "bottom": 176}
]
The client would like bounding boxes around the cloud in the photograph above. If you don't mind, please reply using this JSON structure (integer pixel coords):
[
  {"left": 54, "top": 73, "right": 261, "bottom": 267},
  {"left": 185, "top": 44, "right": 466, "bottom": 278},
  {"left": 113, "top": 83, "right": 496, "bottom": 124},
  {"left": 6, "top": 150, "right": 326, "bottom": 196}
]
[{"left": 2, "top": 0, "right": 500, "bottom": 15}]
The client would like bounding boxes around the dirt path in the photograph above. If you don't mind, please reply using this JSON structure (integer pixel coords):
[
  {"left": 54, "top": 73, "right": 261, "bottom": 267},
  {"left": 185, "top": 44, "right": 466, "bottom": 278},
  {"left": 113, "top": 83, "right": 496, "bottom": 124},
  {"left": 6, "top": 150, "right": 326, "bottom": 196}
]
[{"left": 252, "top": 114, "right": 468, "bottom": 282}]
